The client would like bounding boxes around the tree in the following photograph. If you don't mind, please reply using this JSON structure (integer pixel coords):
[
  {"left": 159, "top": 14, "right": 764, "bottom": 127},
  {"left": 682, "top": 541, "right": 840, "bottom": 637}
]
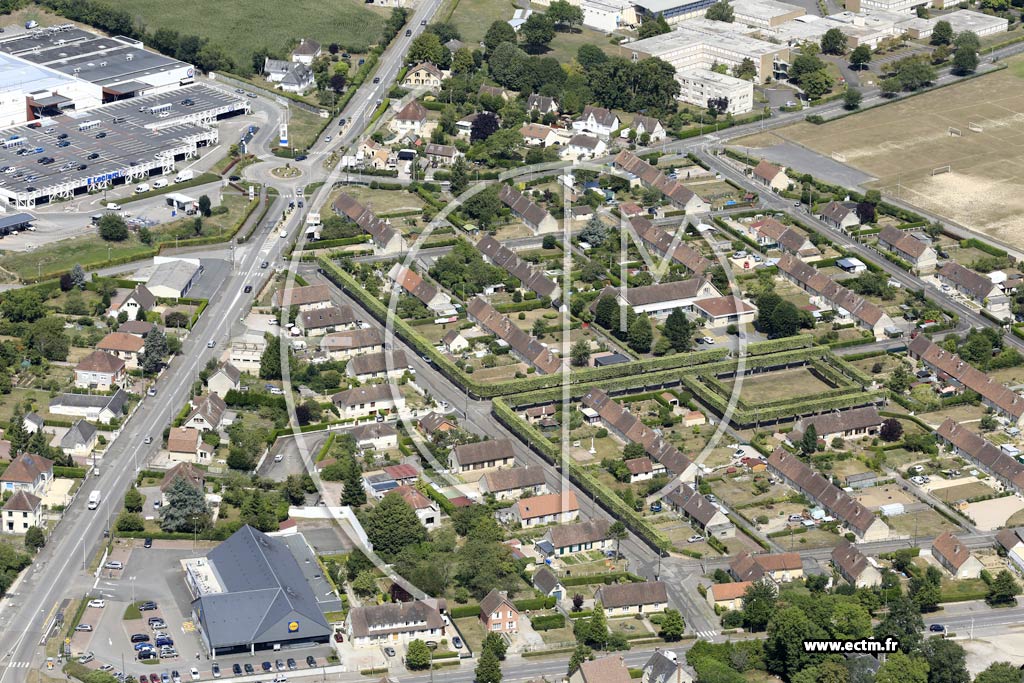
[
  {"left": 483, "top": 21, "right": 517, "bottom": 53},
  {"left": 260, "top": 335, "right": 282, "bottom": 380},
  {"left": 116, "top": 512, "right": 145, "bottom": 532},
  {"left": 579, "top": 215, "right": 609, "bottom": 246},
  {"left": 921, "top": 638, "right": 969, "bottom": 683},
  {"left": 406, "top": 640, "right": 432, "bottom": 670},
  {"left": 799, "top": 424, "right": 818, "bottom": 455},
  {"left": 577, "top": 43, "right": 608, "bottom": 71},
  {"left": 637, "top": 15, "right": 671, "bottom": 38},
  {"left": 953, "top": 30, "right": 980, "bottom": 53},
  {"left": 821, "top": 28, "right": 848, "bottom": 55},
  {"left": 880, "top": 77, "right": 901, "bottom": 97},
  {"left": 974, "top": 663, "right": 1023, "bottom": 683},
  {"left": 364, "top": 492, "right": 428, "bottom": 558},
  {"left": 874, "top": 596, "right": 923, "bottom": 654},
  {"left": 895, "top": 57, "right": 936, "bottom": 90},
  {"left": 124, "top": 486, "right": 144, "bottom": 513},
  {"left": 71, "top": 263, "right": 87, "bottom": 289},
  {"left": 627, "top": 314, "right": 653, "bottom": 354},
  {"left": 571, "top": 339, "right": 591, "bottom": 367},
  {"left": 449, "top": 156, "right": 469, "bottom": 196},
  {"left": 789, "top": 48, "right": 826, "bottom": 82},
  {"left": 160, "top": 478, "right": 211, "bottom": 533},
  {"left": 24, "top": 526, "right": 44, "bottom": 551},
  {"left": 829, "top": 601, "right": 871, "bottom": 639},
  {"left": 579, "top": 601, "right": 608, "bottom": 648},
  {"left": 609, "top": 520, "right": 627, "bottom": 559},
  {"left": 342, "top": 455, "right": 367, "bottom": 506},
  {"left": 741, "top": 579, "right": 778, "bottom": 632},
  {"left": 482, "top": 632, "right": 508, "bottom": 661},
  {"left": 986, "top": 569, "right": 1021, "bottom": 606},
  {"left": 733, "top": 57, "right": 757, "bottom": 80},
  {"left": 707, "top": 96, "right": 730, "bottom": 116},
  {"left": 706, "top": 0, "right": 734, "bottom": 21},
  {"left": 1, "top": 289, "right": 44, "bottom": 323},
  {"left": 351, "top": 570, "right": 378, "bottom": 597},
  {"left": 880, "top": 418, "right": 903, "bottom": 442},
  {"left": 521, "top": 13, "right": 555, "bottom": 52},
  {"left": 568, "top": 643, "right": 593, "bottom": 674},
  {"left": 28, "top": 317, "right": 69, "bottom": 361},
  {"left": 855, "top": 201, "right": 875, "bottom": 223},
  {"left": 952, "top": 45, "right": 978, "bottom": 74},
  {"left": 548, "top": 0, "right": 584, "bottom": 29},
  {"left": 765, "top": 606, "right": 826, "bottom": 679},
  {"left": 475, "top": 646, "right": 502, "bottom": 683},
  {"left": 98, "top": 214, "right": 129, "bottom": 241},
  {"left": 408, "top": 32, "right": 447, "bottom": 65},
  {"left": 664, "top": 308, "right": 693, "bottom": 353},
  {"left": 140, "top": 327, "right": 169, "bottom": 374},
  {"left": 660, "top": 608, "right": 685, "bottom": 641},
  {"left": 197, "top": 194, "right": 212, "bottom": 217},
  {"left": 908, "top": 566, "right": 941, "bottom": 612},
  {"left": 595, "top": 296, "right": 618, "bottom": 330},
  {"left": 470, "top": 111, "right": 501, "bottom": 142},
  {"left": 850, "top": 45, "right": 871, "bottom": 69},
  {"left": 843, "top": 88, "right": 862, "bottom": 110},
  {"left": 876, "top": 652, "right": 929, "bottom": 683},
  {"left": 801, "top": 69, "right": 834, "bottom": 99}
]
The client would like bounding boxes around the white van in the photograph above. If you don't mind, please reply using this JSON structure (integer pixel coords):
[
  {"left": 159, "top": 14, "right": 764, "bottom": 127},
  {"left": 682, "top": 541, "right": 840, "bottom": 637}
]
[
  {"left": 135, "top": 183, "right": 150, "bottom": 194},
  {"left": 87, "top": 490, "right": 101, "bottom": 510},
  {"left": 105, "top": 203, "right": 121, "bottom": 211},
  {"left": 153, "top": 178, "right": 168, "bottom": 189},
  {"left": 174, "top": 170, "right": 194, "bottom": 183}
]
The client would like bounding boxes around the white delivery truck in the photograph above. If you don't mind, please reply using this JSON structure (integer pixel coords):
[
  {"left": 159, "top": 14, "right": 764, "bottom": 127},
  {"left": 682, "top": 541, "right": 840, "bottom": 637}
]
[
  {"left": 173, "top": 170, "right": 194, "bottom": 183},
  {"left": 88, "top": 490, "right": 101, "bottom": 510}
]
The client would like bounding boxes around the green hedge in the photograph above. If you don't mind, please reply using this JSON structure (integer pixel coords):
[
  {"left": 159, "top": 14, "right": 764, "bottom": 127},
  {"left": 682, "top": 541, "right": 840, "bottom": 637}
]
[
  {"left": 560, "top": 571, "right": 645, "bottom": 586},
  {"left": 54, "top": 466, "right": 88, "bottom": 478},
  {"left": 514, "top": 596, "right": 556, "bottom": 611},
  {"left": 530, "top": 613, "right": 566, "bottom": 630},
  {"left": 449, "top": 604, "right": 481, "bottom": 619}
]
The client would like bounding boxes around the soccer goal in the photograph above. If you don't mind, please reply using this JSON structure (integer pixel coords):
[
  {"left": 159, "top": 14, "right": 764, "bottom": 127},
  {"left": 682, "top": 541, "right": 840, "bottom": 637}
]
[
  {"left": 948, "top": 127, "right": 962, "bottom": 137},
  {"left": 968, "top": 122, "right": 984, "bottom": 132},
  {"left": 931, "top": 165, "right": 952, "bottom": 176},
  {"left": 831, "top": 151, "right": 847, "bottom": 162}
]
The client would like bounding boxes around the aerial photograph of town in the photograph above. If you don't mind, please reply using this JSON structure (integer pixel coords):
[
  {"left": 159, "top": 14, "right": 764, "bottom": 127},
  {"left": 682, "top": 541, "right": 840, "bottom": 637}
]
[{"left": 0, "top": 0, "right": 1023, "bottom": 681}]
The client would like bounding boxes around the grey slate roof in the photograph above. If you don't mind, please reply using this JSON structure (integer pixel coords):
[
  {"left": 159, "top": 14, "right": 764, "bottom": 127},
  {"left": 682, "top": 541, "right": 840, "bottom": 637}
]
[
  {"left": 532, "top": 566, "right": 562, "bottom": 595},
  {"left": 61, "top": 419, "right": 97, "bottom": 450},
  {"left": 49, "top": 389, "right": 129, "bottom": 415},
  {"left": 192, "top": 525, "right": 330, "bottom": 649}
]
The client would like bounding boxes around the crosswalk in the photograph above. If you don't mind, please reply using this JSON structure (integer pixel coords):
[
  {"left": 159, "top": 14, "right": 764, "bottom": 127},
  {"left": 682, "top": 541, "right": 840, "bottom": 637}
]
[
  {"left": 6, "top": 662, "right": 32, "bottom": 669},
  {"left": 694, "top": 630, "right": 718, "bottom": 640}
]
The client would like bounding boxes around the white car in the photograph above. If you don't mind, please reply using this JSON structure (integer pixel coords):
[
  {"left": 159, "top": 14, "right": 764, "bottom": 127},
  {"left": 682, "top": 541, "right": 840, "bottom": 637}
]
[
  {"left": 274, "top": 454, "right": 284, "bottom": 463},
  {"left": 104, "top": 560, "right": 124, "bottom": 570},
  {"left": 701, "top": 337, "right": 715, "bottom": 345},
  {"left": 687, "top": 535, "right": 704, "bottom": 543},
  {"left": 190, "top": 668, "right": 201, "bottom": 681},
  {"left": 87, "top": 599, "right": 105, "bottom": 608}
]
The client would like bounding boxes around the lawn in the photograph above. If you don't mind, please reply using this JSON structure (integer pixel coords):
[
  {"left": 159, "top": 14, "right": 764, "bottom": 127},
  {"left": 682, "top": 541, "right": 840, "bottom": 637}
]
[
  {"left": 123, "top": 602, "right": 143, "bottom": 621},
  {"left": 886, "top": 508, "right": 960, "bottom": 537},
  {"left": 329, "top": 186, "right": 426, "bottom": 215},
  {"left": 109, "top": 0, "right": 386, "bottom": 70},
  {"left": 719, "top": 367, "right": 836, "bottom": 404},
  {"left": 542, "top": 26, "right": 632, "bottom": 65},
  {"left": 929, "top": 481, "right": 996, "bottom": 504},
  {"left": 282, "top": 106, "right": 330, "bottom": 154},
  {"left": 444, "top": 0, "right": 519, "bottom": 45},
  {"left": 452, "top": 617, "right": 487, "bottom": 653}
]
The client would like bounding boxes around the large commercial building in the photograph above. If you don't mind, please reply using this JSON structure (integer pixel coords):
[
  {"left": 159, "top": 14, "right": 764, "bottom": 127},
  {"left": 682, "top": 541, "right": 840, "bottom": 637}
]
[
  {"left": 677, "top": 68, "right": 754, "bottom": 114},
  {"left": 188, "top": 526, "right": 333, "bottom": 657},
  {"left": 731, "top": 0, "right": 805, "bottom": 28},
  {"left": 633, "top": 0, "right": 721, "bottom": 25}
]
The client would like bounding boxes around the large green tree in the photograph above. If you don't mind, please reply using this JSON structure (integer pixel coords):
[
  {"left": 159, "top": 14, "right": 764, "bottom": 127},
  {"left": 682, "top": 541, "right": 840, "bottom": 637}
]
[
  {"left": 160, "top": 477, "right": 211, "bottom": 533},
  {"left": 931, "top": 20, "right": 953, "bottom": 45},
  {"left": 741, "top": 579, "right": 778, "bottom": 632},
  {"left": 664, "top": 308, "right": 693, "bottom": 352},
  {"left": 876, "top": 652, "right": 928, "bottom": 683},
  {"left": 921, "top": 638, "right": 969, "bottom": 683},
  {"left": 483, "top": 21, "right": 517, "bottom": 53},
  {"left": 974, "top": 663, "right": 1024, "bottom": 683},
  {"left": 765, "top": 606, "right": 826, "bottom": 679},
  {"left": 475, "top": 647, "right": 502, "bottom": 683},
  {"left": 986, "top": 569, "right": 1021, "bottom": 606},
  {"left": 821, "top": 28, "right": 848, "bottom": 55},
  {"left": 521, "top": 13, "right": 555, "bottom": 52},
  {"left": 363, "top": 492, "right": 427, "bottom": 558},
  {"left": 141, "top": 327, "right": 169, "bottom": 374},
  {"left": 627, "top": 314, "right": 653, "bottom": 354},
  {"left": 706, "top": 1, "right": 734, "bottom": 21},
  {"left": 28, "top": 317, "right": 69, "bottom": 361},
  {"left": 260, "top": 335, "right": 282, "bottom": 380},
  {"left": 874, "top": 596, "right": 924, "bottom": 654},
  {"left": 406, "top": 640, "right": 432, "bottom": 670}
]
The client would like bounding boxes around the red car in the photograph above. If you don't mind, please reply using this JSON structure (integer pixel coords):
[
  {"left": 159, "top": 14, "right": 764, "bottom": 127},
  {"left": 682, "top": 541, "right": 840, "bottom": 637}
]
[
  {"left": 333, "top": 632, "right": 343, "bottom": 643},
  {"left": 150, "top": 675, "right": 160, "bottom": 683}
]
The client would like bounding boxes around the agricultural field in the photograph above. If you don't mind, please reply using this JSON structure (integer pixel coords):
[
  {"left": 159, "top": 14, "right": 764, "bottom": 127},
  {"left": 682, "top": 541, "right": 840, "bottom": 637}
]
[
  {"left": 748, "top": 56, "right": 1024, "bottom": 242},
  {"left": 111, "top": 0, "right": 386, "bottom": 70}
]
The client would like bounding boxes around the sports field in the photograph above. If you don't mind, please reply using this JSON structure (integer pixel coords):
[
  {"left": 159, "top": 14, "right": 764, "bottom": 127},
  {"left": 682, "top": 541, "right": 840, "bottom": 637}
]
[
  {"left": 113, "top": 0, "right": 386, "bottom": 69},
  {"left": 749, "top": 57, "right": 1024, "bottom": 242}
]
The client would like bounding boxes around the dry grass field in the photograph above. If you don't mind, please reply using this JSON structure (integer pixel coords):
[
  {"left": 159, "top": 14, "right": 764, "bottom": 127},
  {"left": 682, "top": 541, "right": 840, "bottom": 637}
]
[{"left": 739, "top": 57, "right": 1024, "bottom": 241}]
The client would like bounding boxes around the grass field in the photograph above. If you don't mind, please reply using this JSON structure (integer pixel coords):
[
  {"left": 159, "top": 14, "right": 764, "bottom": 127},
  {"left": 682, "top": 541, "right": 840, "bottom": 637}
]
[
  {"left": 110, "top": 0, "right": 386, "bottom": 71},
  {"left": 750, "top": 55, "right": 1024, "bottom": 242},
  {"left": 886, "top": 508, "right": 960, "bottom": 537},
  {"left": 720, "top": 367, "right": 835, "bottom": 403},
  {"left": 330, "top": 186, "right": 426, "bottom": 214}
]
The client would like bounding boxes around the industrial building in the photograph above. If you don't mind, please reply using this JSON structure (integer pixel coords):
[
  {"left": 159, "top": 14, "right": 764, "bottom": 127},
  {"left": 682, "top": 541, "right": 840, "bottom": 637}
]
[
  {"left": 731, "top": 0, "right": 805, "bottom": 28},
  {"left": 677, "top": 68, "right": 754, "bottom": 114}
]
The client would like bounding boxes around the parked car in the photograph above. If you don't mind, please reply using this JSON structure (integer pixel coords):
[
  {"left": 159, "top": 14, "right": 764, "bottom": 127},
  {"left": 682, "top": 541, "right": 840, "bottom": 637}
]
[
  {"left": 244, "top": 664, "right": 255, "bottom": 674},
  {"left": 276, "top": 660, "right": 286, "bottom": 671},
  {"left": 144, "top": 538, "right": 153, "bottom": 549},
  {"left": 192, "top": 667, "right": 202, "bottom": 680},
  {"left": 135, "top": 643, "right": 154, "bottom": 652},
  {"left": 139, "top": 601, "right": 158, "bottom": 611},
  {"left": 688, "top": 535, "right": 705, "bottom": 543},
  {"left": 305, "top": 657, "right": 316, "bottom": 668},
  {"left": 148, "top": 617, "right": 166, "bottom": 628},
  {"left": 287, "top": 659, "right": 297, "bottom": 671},
  {"left": 104, "top": 561, "right": 124, "bottom": 570},
  {"left": 232, "top": 664, "right": 243, "bottom": 676},
  {"left": 87, "top": 599, "right": 105, "bottom": 608},
  {"left": 384, "top": 647, "right": 396, "bottom": 657},
  {"left": 929, "top": 624, "right": 945, "bottom": 632},
  {"left": 78, "top": 653, "right": 95, "bottom": 664},
  {"left": 452, "top": 636, "right": 463, "bottom": 649},
  {"left": 262, "top": 662, "right": 272, "bottom": 672},
  {"left": 171, "top": 670, "right": 181, "bottom": 683},
  {"left": 131, "top": 634, "right": 151, "bottom": 643},
  {"left": 75, "top": 624, "right": 92, "bottom": 632}
]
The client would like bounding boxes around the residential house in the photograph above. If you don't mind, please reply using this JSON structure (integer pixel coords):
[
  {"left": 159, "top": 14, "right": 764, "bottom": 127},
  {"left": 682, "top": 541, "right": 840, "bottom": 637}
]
[
  {"left": 167, "top": 426, "right": 212, "bottom": 465},
  {"left": 729, "top": 552, "right": 804, "bottom": 583},
  {"left": 497, "top": 184, "right": 558, "bottom": 234},
  {"left": 442, "top": 330, "right": 470, "bottom": 355},
  {"left": 49, "top": 389, "right": 129, "bottom": 424},
  {"left": 911, "top": 337, "right": 1024, "bottom": 426},
  {"left": 207, "top": 363, "right": 241, "bottom": 399},
  {"left": 418, "top": 412, "right": 456, "bottom": 436},
  {"left": 60, "top": 419, "right": 97, "bottom": 458},
  {"left": 479, "top": 466, "right": 548, "bottom": 500},
  {"left": 532, "top": 566, "right": 565, "bottom": 600},
  {"left": 290, "top": 38, "right": 322, "bottom": 64},
  {"left": 776, "top": 227, "right": 821, "bottom": 259},
  {"left": 402, "top": 62, "right": 445, "bottom": 90},
  {"left": 297, "top": 305, "right": 358, "bottom": 337},
  {"left": 630, "top": 114, "right": 666, "bottom": 142},
  {"left": 767, "top": 448, "right": 890, "bottom": 541},
  {"left": 614, "top": 152, "right": 710, "bottom": 215},
  {"left": 383, "top": 463, "right": 419, "bottom": 486},
  {"left": 2, "top": 491, "right": 42, "bottom": 534},
  {"left": 467, "top": 297, "right": 561, "bottom": 375},
  {"left": 345, "top": 600, "right": 447, "bottom": 648},
  {"left": 819, "top": 201, "right": 860, "bottom": 231},
  {"left": 594, "top": 279, "right": 721, "bottom": 319},
  {"left": 278, "top": 64, "right": 314, "bottom": 93},
  {"left": 346, "top": 350, "right": 410, "bottom": 382},
  {"left": 229, "top": 335, "right": 266, "bottom": 374},
  {"left": 322, "top": 328, "right": 386, "bottom": 360},
  {"left": 520, "top": 123, "right": 563, "bottom": 147},
  {"left": 776, "top": 254, "right": 896, "bottom": 340},
  {"left": 23, "top": 412, "right": 44, "bottom": 434},
  {"left": 745, "top": 217, "right": 788, "bottom": 248},
  {"left": 352, "top": 423, "right": 400, "bottom": 451},
  {"left": 790, "top": 406, "right": 882, "bottom": 446},
  {"left": 570, "top": 655, "right": 633, "bottom": 683},
  {"left": 936, "top": 418, "right": 1024, "bottom": 493},
  {"left": 539, "top": 519, "right": 611, "bottom": 556},
  {"left": 478, "top": 84, "right": 510, "bottom": 101},
  {"left": 845, "top": 472, "right": 880, "bottom": 489},
  {"left": 160, "top": 462, "right": 207, "bottom": 504},
  {"left": 573, "top": 105, "right": 620, "bottom": 139},
  {"left": 665, "top": 483, "right": 735, "bottom": 538},
  {"left": 146, "top": 258, "right": 202, "bottom": 299},
  {"left": 263, "top": 58, "right": 295, "bottom": 82},
  {"left": 707, "top": 582, "right": 754, "bottom": 611},
  {"left": 106, "top": 284, "right": 155, "bottom": 320},
  {"left": 625, "top": 457, "right": 666, "bottom": 483},
  {"left": 479, "top": 590, "right": 519, "bottom": 633},
  {"left": 97, "top": 332, "right": 145, "bottom": 370},
  {"left": 509, "top": 491, "right": 579, "bottom": 527},
  {"left": 831, "top": 540, "right": 882, "bottom": 588},
  {"left": 996, "top": 528, "right": 1024, "bottom": 572},
  {"left": 334, "top": 192, "right": 408, "bottom": 255},
  {"left": 931, "top": 531, "right": 985, "bottom": 579},
  {"left": 627, "top": 215, "right": 711, "bottom": 276},
  {"left": 526, "top": 94, "right": 559, "bottom": 115},
  {"left": 0, "top": 453, "right": 53, "bottom": 495},
  {"left": 392, "top": 486, "right": 440, "bottom": 529},
  {"left": 937, "top": 262, "right": 1009, "bottom": 315},
  {"left": 451, "top": 439, "right": 516, "bottom": 473},
  {"left": 391, "top": 100, "right": 428, "bottom": 134},
  {"left": 274, "top": 284, "right": 333, "bottom": 312},
  {"left": 476, "top": 235, "right": 560, "bottom": 300},
  {"left": 359, "top": 140, "right": 392, "bottom": 170},
  {"left": 74, "top": 350, "right": 126, "bottom": 390},
  {"left": 183, "top": 394, "right": 228, "bottom": 432},
  {"left": 116, "top": 320, "right": 154, "bottom": 338},
  {"left": 424, "top": 143, "right": 460, "bottom": 166},
  {"left": 877, "top": 226, "right": 937, "bottom": 273},
  {"left": 751, "top": 160, "right": 791, "bottom": 192},
  {"left": 331, "top": 385, "right": 406, "bottom": 419},
  {"left": 691, "top": 296, "right": 758, "bottom": 328},
  {"left": 388, "top": 264, "right": 453, "bottom": 313},
  {"left": 594, "top": 581, "right": 669, "bottom": 615},
  {"left": 564, "top": 134, "right": 606, "bottom": 160},
  {"left": 642, "top": 650, "right": 693, "bottom": 683}
]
